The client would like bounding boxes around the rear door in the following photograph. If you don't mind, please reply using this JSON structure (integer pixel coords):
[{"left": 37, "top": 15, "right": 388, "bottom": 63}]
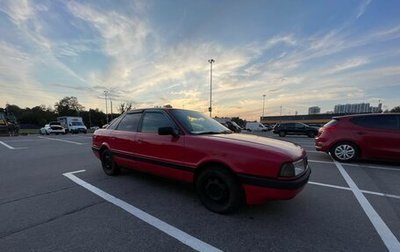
[
  {"left": 111, "top": 112, "right": 142, "bottom": 167},
  {"left": 351, "top": 115, "right": 400, "bottom": 160}
]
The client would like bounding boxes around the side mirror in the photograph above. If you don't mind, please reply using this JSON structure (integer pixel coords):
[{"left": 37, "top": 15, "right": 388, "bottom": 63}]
[{"left": 158, "top": 127, "right": 179, "bottom": 137}]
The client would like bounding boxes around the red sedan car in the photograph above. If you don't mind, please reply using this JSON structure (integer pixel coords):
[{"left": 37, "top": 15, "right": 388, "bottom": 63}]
[
  {"left": 92, "top": 108, "right": 310, "bottom": 213},
  {"left": 315, "top": 113, "right": 400, "bottom": 162}
]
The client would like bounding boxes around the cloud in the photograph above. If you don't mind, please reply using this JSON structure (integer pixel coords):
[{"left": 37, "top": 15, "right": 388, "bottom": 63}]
[
  {"left": 356, "top": 0, "right": 372, "bottom": 19},
  {"left": 324, "top": 57, "right": 369, "bottom": 75}
]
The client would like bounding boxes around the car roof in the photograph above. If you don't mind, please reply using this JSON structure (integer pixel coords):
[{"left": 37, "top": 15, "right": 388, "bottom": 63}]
[
  {"left": 333, "top": 113, "right": 400, "bottom": 120},
  {"left": 125, "top": 108, "right": 194, "bottom": 114}
]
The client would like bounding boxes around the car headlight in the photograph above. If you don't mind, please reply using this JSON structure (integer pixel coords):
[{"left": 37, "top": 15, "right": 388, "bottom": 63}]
[{"left": 279, "top": 157, "right": 308, "bottom": 177}]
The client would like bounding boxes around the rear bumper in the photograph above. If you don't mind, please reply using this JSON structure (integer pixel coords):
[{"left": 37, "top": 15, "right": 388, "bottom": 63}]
[
  {"left": 239, "top": 168, "right": 311, "bottom": 204},
  {"left": 315, "top": 137, "right": 330, "bottom": 152}
]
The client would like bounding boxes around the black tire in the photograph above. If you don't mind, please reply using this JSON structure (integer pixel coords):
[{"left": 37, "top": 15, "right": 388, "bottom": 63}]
[
  {"left": 279, "top": 131, "right": 286, "bottom": 137},
  {"left": 195, "top": 168, "right": 244, "bottom": 214},
  {"left": 307, "top": 131, "right": 315, "bottom": 138},
  {"left": 101, "top": 149, "right": 120, "bottom": 175},
  {"left": 331, "top": 142, "right": 358, "bottom": 162}
]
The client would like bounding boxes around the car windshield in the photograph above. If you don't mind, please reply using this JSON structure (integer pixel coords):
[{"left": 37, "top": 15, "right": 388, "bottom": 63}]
[
  {"left": 71, "top": 122, "right": 83, "bottom": 126},
  {"left": 171, "top": 109, "right": 231, "bottom": 135}
]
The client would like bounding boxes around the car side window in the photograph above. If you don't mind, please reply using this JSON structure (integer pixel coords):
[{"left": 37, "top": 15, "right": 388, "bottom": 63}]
[
  {"left": 351, "top": 115, "right": 399, "bottom": 130},
  {"left": 140, "top": 112, "right": 176, "bottom": 133},
  {"left": 116, "top": 113, "right": 142, "bottom": 132},
  {"left": 295, "top": 123, "right": 304, "bottom": 128}
]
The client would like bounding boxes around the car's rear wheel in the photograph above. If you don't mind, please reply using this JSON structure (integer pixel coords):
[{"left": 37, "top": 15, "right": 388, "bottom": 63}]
[
  {"left": 196, "top": 168, "right": 244, "bottom": 214},
  {"left": 101, "top": 149, "right": 120, "bottom": 175},
  {"left": 331, "top": 142, "right": 358, "bottom": 162},
  {"left": 279, "top": 131, "right": 286, "bottom": 137},
  {"left": 307, "top": 131, "right": 315, "bottom": 138}
]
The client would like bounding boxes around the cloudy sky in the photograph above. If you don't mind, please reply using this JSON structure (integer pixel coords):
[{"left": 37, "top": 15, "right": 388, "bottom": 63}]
[{"left": 1, "top": 0, "right": 399, "bottom": 120}]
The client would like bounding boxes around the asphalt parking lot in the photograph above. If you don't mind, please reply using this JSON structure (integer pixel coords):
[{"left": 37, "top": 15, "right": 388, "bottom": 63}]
[{"left": 0, "top": 133, "right": 399, "bottom": 251}]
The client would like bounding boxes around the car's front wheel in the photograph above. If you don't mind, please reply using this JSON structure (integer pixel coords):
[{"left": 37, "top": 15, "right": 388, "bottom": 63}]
[
  {"left": 331, "top": 142, "right": 358, "bottom": 162},
  {"left": 307, "top": 131, "right": 315, "bottom": 138},
  {"left": 101, "top": 149, "right": 120, "bottom": 175},
  {"left": 196, "top": 168, "right": 244, "bottom": 214},
  {"left": 279, "top": 131, "right": 286, "bottom": 137}
]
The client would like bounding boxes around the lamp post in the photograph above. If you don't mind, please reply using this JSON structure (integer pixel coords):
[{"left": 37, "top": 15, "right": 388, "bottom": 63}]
[
  {"left": 104, "top": 90, "right": 109, "bottom": 123},
  {"left": 262, "top": 94, "right": 266, "bottom": 118},
  {"left": 208, "top": 59, "right": 215, "bottom": 117}
]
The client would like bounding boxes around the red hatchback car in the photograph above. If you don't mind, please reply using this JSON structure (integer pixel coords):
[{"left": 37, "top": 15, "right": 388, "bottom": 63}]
[
  {"left": 92, "top": 108, "right": 310, "bottom": 213},
  {"left": 315, "top": 113, "right": 400, "bottom": 162}
]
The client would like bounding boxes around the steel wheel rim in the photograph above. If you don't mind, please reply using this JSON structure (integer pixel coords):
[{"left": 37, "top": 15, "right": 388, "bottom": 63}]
[
  {"left": 335, "top": 144, "right": 355, "bottom": 161},
  {"left": 204, "top": 177, "right": 229, "bottom": 202}
]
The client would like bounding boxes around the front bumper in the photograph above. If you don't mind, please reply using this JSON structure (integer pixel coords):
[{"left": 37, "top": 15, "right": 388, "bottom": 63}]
[{"left": 239, "top": 168, "right": 311, "bottom": 204}]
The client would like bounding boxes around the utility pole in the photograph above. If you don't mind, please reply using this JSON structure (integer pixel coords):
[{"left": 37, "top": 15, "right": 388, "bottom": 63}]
[{"left": 110, "top": 99, "right": 113, "bottom": 120}]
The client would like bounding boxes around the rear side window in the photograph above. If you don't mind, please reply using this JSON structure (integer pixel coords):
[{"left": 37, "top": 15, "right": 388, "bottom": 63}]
[
  {"left": 107, "top": 116, "right": 122, "bottom": 130},
  {"left": 351, "top": 115, "right": 399, "bottom": 130},
  {"left": 116, "top": 113, "right": 142, "bottom": 132}
]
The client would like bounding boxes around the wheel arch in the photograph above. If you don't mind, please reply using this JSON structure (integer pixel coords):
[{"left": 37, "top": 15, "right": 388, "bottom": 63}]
[{"left": 194, "top": 161, "right": 240, "bottom": 185}]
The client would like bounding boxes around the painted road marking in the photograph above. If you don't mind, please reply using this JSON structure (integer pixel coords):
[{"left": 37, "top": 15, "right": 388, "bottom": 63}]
[
  {"left": 332, "top": 158, "right": 400, "bottom": 251},
  {"left": 309, "top": 181, "right": 400, "bottom": 200},
  {"left": 309, "top": 159, "right": 400, "bottom": 172},
  {"left": 38, "top": 136, "right": 84, "bottom": 145},
  {"left": 63, "top": 170, "right": 222, "bottom": 252},
  {"left": 0, "top": 141, "right": 15, "bottom": 149}
]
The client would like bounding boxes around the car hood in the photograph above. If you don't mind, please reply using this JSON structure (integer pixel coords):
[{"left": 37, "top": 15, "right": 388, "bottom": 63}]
[{"left": 207, "top": 133, "right": 305, "bottom": 159}]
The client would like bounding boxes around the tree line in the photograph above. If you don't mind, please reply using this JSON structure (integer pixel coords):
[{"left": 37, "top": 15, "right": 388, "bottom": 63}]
[{"left": 0, "top": 96, "right": 133, "bottom": 129}]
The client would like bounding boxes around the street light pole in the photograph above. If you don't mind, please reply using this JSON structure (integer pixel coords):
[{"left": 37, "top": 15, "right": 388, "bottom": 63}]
[
  {"left": 208, "top": 59, "right": 215, "bottom": 117},
  {"left": 262, "top": 94, "right": 266, "bottom": 118},
  {"left": 104, "top": 90, "right": 109, "bottom": 123}
]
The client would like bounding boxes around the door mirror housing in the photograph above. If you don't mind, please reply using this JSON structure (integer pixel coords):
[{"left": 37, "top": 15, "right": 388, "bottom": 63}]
[{"left": 158, "top": 127, "right": 179, "bottom": 137}]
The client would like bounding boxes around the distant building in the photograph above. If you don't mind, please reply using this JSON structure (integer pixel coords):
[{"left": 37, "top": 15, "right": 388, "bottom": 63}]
[
  {"left": 308, "top": 106, "right": 321, "bottom": 115},
  {"left": 334, "top": 103, "right": 382, "bottom": 114}
]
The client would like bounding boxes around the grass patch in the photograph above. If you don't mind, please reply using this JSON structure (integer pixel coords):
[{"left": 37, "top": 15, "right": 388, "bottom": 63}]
[{"left": 19, "top": 129, "right": 40, "bottom": 135}]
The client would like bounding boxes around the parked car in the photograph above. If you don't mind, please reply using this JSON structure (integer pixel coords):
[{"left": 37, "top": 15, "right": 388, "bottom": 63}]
[
  {"left": 315, "top": 113, "right": 400, "bottom": 162},
  {"left": 273, "top": 122, "right": 318, "bottom": 137},
  {"left": 245, "top": 122, "right": 269, "bottom": 132},
  {"left": 40, "top": 122, "right": 66, "bottom": 135},
  {"left": 214, "top": 118, "right": 242, "bottom": 133},
  {"left": 92, "top": 108, "right": 310, "bottom": 213}
]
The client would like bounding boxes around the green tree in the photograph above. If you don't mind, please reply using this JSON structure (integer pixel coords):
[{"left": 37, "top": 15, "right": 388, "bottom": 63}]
[
  {"left": 80, "top": 109, "right": 107, "bottom": 128},
  {"left": 390, "top": 106, "right": 400, "bottom": 113},
  {"left": 55, "top": 96, "right": 85, "bottom": 116}
]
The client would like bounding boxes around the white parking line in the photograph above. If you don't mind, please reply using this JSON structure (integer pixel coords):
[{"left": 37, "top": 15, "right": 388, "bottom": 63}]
[
  {"left": 0, "top": 140, "right": 15, "bottom": 149},
  {"left": 332, "top": 158, "right": 400, "bottom": 251},
  {"left": 38, "top": 136, "right": 84, "bottom": 145},
  {"left": 309, "top": 181, "right": 400, "bottom": 200},
  {"left": 63, "top": 170, "right": 222, "bottom": 252},
  {"left": 308, "top": 159, "right": 400, "bottom": 172}
]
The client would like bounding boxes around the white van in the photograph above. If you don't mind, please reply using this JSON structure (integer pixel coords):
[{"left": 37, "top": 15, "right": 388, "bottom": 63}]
[
  {"left": 57, "top": 116, "right": 87, "bottom": 134},
  {"left": 245, "top": 122, "right": 268, "bottom": 132}
]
